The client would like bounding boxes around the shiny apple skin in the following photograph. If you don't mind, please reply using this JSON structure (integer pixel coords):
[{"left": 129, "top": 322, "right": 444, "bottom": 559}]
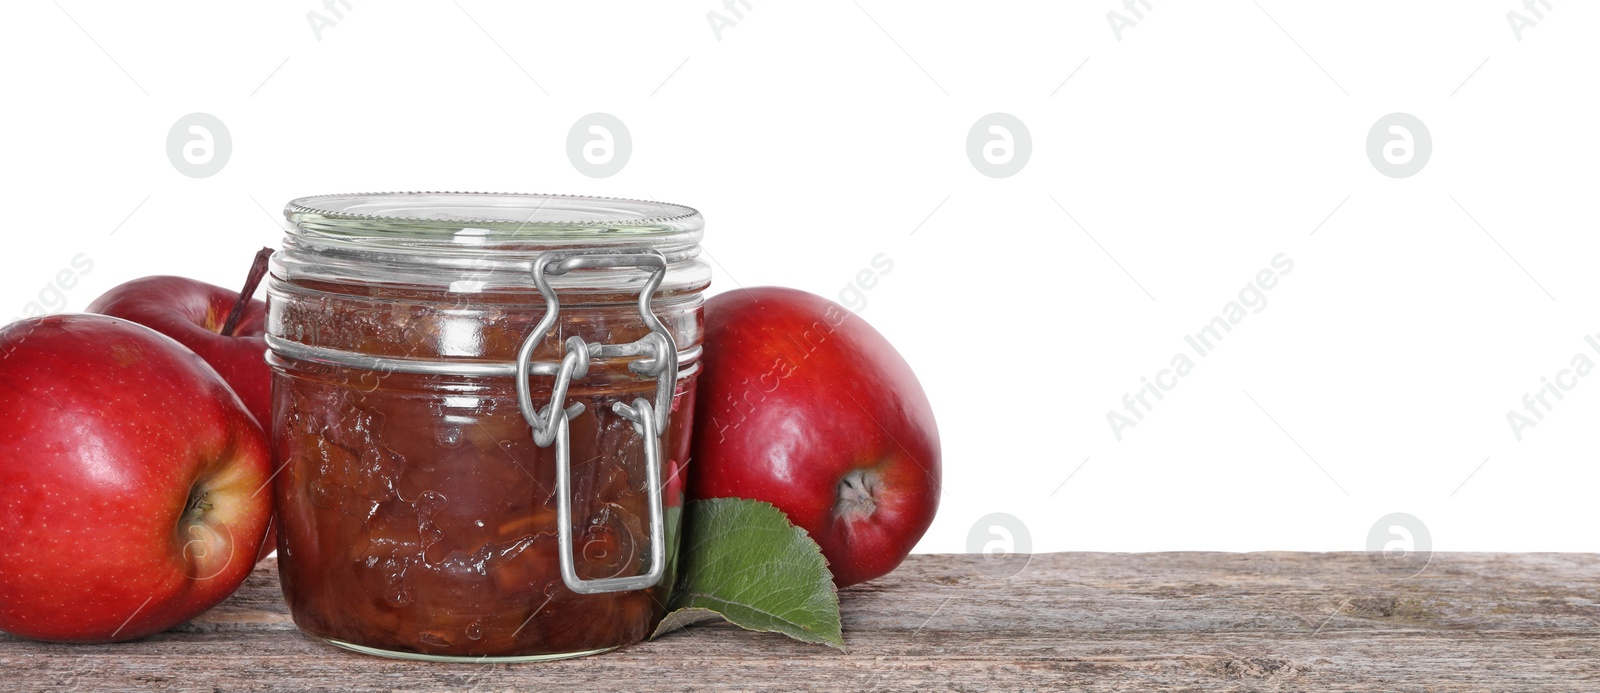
[
  {"left": 87, "top": 276, "right": 276, "bottom": 561},
  {"left": 688, "top": 287, "right": 941, "bottom": 587},
  {"left": 87, "top": 276, "right": 269, "bottom": 428},
  {"left": 0, "top": 314, "right": 272, "bottom": 643}
]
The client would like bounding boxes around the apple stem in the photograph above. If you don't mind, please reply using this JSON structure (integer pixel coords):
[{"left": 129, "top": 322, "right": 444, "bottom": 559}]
[{"left": 221, "top": 247, "right": 274, "bottom": 337}]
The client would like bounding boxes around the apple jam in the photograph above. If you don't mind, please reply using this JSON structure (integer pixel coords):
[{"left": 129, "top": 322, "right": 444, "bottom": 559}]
[{"left": 265, "top": 193, "right": 708, "bottom": 661}]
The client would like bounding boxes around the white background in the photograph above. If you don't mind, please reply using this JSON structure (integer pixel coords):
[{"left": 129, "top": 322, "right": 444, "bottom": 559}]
[{"left": 2, "top": 1, "right": 1596, "bottom": 555}]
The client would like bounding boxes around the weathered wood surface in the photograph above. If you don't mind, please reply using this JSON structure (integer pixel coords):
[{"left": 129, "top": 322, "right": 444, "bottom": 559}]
[{"left": 3, "top": 553, "right": 1598, "bottom": 691}]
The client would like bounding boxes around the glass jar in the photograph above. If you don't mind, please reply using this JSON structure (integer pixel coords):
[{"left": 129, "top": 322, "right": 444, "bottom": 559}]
[{"left": 264, "top": 193, "right": 708, "bottom": 661}]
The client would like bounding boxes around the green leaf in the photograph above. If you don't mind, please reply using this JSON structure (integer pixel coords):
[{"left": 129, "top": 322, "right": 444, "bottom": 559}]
[{"left": 651, "top": 498, "right": 843, "bottom": 648}]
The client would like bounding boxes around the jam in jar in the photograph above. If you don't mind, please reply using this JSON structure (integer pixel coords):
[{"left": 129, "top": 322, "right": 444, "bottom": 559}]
[{"left": 265, "top": 193, "right": 708, "bottom": 661}]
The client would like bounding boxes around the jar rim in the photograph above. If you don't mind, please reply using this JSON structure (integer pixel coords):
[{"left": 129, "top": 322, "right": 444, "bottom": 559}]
[{"left": 285, "top": 192, "right": 703, "bottom": 240}]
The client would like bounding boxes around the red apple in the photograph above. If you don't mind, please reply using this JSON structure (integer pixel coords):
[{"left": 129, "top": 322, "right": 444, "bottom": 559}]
[
  {"left": 85, "top": 249, "right": 272, "bottom": 427},
  {"left": 0, "top": 314, "right": 272, "bottom": 643},
  {"left": 688, "top": 287, "right": 940, "bottom": 587}
]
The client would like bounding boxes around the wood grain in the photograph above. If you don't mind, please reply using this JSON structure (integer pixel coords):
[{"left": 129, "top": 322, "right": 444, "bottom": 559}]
[{"left": 4, "top": 553, "right": 1598, "bottom": 691}]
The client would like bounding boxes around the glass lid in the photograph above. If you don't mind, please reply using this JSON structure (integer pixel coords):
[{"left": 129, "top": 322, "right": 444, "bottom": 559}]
[
  {"left": 285, "top": 192, "right": 703, "bottom": 240},
  {"left": 272, "top": 192, "right": 708, "bottom": 292}
]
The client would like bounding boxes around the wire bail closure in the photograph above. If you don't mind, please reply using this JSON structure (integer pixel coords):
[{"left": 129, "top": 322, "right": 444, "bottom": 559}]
[{"left": 515, "top": 247, "right": 677, "bottom": 595}]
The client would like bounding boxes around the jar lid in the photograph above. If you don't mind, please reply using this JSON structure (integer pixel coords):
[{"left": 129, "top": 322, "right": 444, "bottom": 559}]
[
  {"left": 285, "top": 192, "right": 703, "bottom": 241},
  {"left": 274, "top": 192, "right": 707, "bottom": 293}
]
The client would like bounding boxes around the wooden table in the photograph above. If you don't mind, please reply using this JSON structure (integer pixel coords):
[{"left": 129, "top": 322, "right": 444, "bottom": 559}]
[{"left": 4, "top": 553, "right": 1598, "bottom": 691}]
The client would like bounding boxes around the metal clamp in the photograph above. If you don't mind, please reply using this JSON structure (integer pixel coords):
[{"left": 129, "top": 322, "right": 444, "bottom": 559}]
[{"left": 515, "top": 248, "right": 676, "bottom": 594}]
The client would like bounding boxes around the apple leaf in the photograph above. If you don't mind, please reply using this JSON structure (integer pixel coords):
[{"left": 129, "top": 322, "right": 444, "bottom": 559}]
[{"left": 651, "top": 498, "right": 843, "bottom": 648}]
